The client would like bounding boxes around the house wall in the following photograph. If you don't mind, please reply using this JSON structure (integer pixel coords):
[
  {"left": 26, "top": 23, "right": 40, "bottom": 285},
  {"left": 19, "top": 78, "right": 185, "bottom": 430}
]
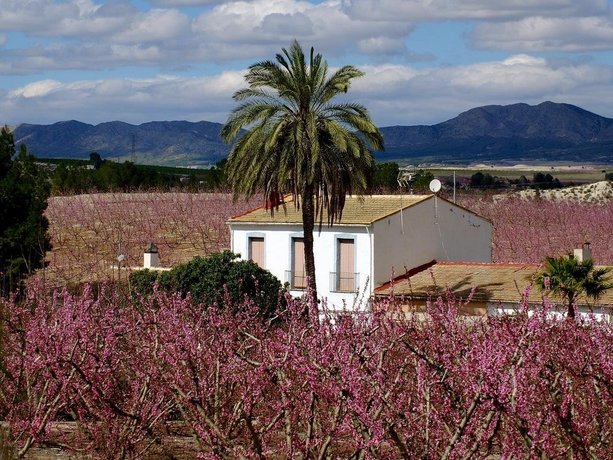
[
  {"left": 372, "top": 197, "right": 492, "bottom": 287},
  {"left": 488, "top": 302, "right": 612, "bottom": 321},
  {"left": 230, "top": 223, "right": 373, "bottom": 310},
  {"left": 376, "top": 297, "right": 612, "bottom": 322}
]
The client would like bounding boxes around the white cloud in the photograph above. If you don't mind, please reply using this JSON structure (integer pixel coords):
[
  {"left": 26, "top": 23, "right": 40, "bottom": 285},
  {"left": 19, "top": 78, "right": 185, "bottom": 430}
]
[
  {"left": 351, "top": 56, "right": 613, "bottom": 125},
  {"left": 357, "top": 36, "right": 407, "bottom": 55},
  {"left": 192, "top": 0, "right": 412, "bottom": 58},
  {"left": 471, "top": 15, "right": 613, "bottom": 52},
  {"left": 112, "top": 9, "right": 191, "bottom": 45},
  {"left": 148, "top": 0, "right": 227, "bottom": 5},
  {"left": 0, "top": 0, "right": 411, "bottom": 73},
  {"left": 1, "top": 72, "right": 246, "bottom": 125},
  {"left": 342, "top": 0, "right": 608, "bottom": 21},
  {"left": 11, "top": 80, "right": 63, "bottom": 98},
  {"left": 3, "top": 56, "right": 613, "bottom": 127},
  {"left": 0, "top": 0, "right": 125, "bottom": 36}
]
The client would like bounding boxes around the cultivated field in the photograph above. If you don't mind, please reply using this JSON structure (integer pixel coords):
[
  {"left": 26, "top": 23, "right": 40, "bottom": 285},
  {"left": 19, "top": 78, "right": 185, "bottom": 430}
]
[
  {"left": 3, "top": 185, "right": 611, "bottom": 459},
  {"left": 42, "top": 192, "right": 254, "bottom": 288},
  {"left": 458, "top": 189, "right": 613, "bottom": 264},
  {"left": 429, "top": 163, "right": 610, "bottom": 184},
  {"left": 41, "top": 187, "right": 613, "bottom": 290}
]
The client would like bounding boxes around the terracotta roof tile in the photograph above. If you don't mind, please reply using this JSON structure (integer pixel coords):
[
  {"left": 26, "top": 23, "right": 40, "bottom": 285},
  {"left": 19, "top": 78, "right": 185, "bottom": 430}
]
[{"left": 375, "top": 262, "right": 613, "bottom": 306}]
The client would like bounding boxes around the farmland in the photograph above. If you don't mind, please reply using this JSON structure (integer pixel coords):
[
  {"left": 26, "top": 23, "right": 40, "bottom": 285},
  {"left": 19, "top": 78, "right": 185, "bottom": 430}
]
[
  {"left": 42, "top": 192, "right": 254, "bottom": 288},
  {"left": 1, "top": 186, "right": 611, "bottom": 458},
  {"left": 40, "top": 188, "right": 613, "bottom": 289}
]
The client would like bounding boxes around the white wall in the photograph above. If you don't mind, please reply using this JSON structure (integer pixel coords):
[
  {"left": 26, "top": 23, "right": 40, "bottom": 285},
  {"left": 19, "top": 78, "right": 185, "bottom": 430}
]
[
  {"left": 230, "top": 223, "right": 373, "bottom": 310},
  {"left": 487, "top": 302, "right": 612, "bottom": 322},
  {"left": 372, "top": 196, "right": 492, "bottom": 287},
  {"left": 429, "top": 197, "right": 492, "bottom": 263}
]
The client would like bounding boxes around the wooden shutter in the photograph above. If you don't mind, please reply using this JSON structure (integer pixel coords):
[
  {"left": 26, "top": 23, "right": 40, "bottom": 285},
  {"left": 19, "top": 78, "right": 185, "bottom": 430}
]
[
  {"left": 249, "top": 237, "right": 265, "bottom": 268},
  {"left": 338, "top": 239, "right": 354, "bottom": 291},
  {"left": 292, "top": 238, "right": 306, "bottom": 289}
]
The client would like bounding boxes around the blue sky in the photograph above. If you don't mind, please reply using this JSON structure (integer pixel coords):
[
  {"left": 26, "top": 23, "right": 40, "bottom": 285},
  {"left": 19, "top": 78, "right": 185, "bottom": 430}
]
[{"left": 1, "top": 0, "right": 613, "bottom": 127}]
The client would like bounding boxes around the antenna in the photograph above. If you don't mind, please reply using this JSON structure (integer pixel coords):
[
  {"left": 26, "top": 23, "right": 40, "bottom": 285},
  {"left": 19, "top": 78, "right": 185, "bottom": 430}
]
[
  {"left": 397, "top": 167, "right": 415, "bottom": 235},
  {"left": 397, "top": 166, "right": 416, "bottom": 191}
]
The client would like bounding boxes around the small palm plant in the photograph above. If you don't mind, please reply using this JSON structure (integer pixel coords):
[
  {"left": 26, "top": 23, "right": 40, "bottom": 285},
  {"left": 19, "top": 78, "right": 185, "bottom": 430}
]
[{"left": 535, "top": 254, "right": 612, "bottom": 319}]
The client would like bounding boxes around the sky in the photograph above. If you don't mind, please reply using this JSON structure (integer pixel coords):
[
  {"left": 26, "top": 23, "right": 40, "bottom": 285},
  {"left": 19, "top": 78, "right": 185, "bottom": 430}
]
[{"left": 1, "top": 0, "right": 613, "bottom": 127}]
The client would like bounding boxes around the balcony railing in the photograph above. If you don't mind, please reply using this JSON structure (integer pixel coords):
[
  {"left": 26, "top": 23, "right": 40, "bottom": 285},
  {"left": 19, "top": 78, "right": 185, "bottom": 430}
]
[{"left": 330, "top": 272, "right": 360, "bottom": 293}]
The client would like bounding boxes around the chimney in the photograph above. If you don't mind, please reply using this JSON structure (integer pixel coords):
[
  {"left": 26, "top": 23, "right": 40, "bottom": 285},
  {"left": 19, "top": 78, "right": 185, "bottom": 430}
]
[
  {"left": 574, "top": 242, "right": 592, "bottom": 262},
  {"left": 144, "top": 243, "right": 159, "bottom": 268}
]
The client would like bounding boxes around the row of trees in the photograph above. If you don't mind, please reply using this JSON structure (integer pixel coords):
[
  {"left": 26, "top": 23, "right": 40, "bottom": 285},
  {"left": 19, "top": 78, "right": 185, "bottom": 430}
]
[
  {"left": 50, "top": 157, "right": 228, "bottom": 194},
  {"left": 0, "top": 283, "right": 611, "bottom": 458},
  {"left": 50, "top": 156, "right": 416, "bottom": 195},
  {"left": 470, "top": 171, "right": 562, "bottom": 189}
]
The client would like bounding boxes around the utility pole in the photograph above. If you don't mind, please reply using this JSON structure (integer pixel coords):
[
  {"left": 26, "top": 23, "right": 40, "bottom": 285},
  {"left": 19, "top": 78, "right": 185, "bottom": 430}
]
[{"left": 131, "top": 134, "right": 136, "bottom": 163}]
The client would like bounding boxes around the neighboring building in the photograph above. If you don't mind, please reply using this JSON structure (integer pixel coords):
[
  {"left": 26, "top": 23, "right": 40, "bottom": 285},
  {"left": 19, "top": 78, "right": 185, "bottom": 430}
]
[
  {"left": 228, "top": 194, "right": 492, "bottom": 310},
  {"left": 374, "top": 261, "right": 613, "bottom": 320}
]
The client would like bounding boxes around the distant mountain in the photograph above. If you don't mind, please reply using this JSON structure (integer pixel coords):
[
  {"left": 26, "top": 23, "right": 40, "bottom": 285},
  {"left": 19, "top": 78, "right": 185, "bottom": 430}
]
[
  {"left": 12, "top": 101, "right": 613, "bottom": 166},
  {"left": 378, "top": 101, "right": 613, "bottom": 164},
  {"left": 14, "top": 120, "right": 229, "bottom": 166}
]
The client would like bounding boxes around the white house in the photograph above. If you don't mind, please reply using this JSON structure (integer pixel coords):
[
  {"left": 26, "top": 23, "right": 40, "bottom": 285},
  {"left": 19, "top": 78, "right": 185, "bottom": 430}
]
[{"left": 228, "top": 194, "right": 492, "bottom": 310}]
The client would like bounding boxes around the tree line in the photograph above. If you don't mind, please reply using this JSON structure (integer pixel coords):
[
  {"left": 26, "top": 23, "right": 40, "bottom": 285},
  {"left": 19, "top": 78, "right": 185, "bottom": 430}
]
[{"left": 48, "top": 154, "right": 228, "bottom": 194}]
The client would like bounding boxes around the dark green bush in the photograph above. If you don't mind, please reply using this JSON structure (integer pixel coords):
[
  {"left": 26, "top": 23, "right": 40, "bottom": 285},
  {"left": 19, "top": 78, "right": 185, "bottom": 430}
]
[
  {"left": 129, "top": 251, "right": 284, "bottom": 317},
  {"left": 129, "top": 269, "right": 162, "bottom": 298}
]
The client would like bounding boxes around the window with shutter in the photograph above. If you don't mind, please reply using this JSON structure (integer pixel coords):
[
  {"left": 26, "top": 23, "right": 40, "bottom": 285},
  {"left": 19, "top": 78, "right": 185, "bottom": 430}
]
[{"left": 248, "top": 237, "right": 265, "bottom": 268}]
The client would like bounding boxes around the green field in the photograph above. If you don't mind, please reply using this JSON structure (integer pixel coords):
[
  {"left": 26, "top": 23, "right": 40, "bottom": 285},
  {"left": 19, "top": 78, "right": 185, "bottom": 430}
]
[{"left": 421, "top": 165, "right": 610, "bottom": 184}]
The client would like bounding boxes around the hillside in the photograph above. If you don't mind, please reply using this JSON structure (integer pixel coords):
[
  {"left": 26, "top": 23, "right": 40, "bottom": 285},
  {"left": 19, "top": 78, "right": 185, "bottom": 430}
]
[
  {"left": 12, "top": 101, "right": 613, "bottom": 166},
  {"left": 14, "top": 120, "right": 229, "bottom": 166},
  {"left": 379, "top": 101, "right": 613, "bottom": 163}
]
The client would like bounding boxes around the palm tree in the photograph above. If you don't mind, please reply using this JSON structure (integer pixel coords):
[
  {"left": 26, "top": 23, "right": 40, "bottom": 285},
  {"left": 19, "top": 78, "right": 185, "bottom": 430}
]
[
  {"left": 535, "top": 254, "right": 612, "bottom": 319},
  {"left": 221, "top": 41, "right": 384, "bottom": 300}
]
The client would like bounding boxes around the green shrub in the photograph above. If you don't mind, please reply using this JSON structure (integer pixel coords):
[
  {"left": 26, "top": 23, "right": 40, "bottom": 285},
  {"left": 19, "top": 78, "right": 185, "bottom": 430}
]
[
  {"left": 129, "top": 269, "right": 162, "bottom": 298},
  {"left": 129, "top": 251, "right": 284, "bottom": 317}
]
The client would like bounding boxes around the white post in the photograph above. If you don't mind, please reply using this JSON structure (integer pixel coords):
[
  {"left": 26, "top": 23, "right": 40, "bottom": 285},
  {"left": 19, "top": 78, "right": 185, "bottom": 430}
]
[
  {"left": 144, "top": 243, "right": 159, "bottom": 268},
  {"left": 574, "top": 242, "right": 592, "bottom": 262}
]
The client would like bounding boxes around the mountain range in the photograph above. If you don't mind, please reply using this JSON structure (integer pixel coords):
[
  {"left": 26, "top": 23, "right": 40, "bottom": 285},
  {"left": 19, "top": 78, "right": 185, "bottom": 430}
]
[{"left": 12, "top": 101, "right": 613, "bottom": 166}]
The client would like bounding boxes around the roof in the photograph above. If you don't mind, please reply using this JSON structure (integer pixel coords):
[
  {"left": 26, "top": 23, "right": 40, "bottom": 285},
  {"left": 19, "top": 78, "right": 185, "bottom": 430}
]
[
  {"left": 374, "top": 262, "right": 613, "bottom": 306},
  {"left": 229, "top": 194, "right": 432, "bottom": 226}
]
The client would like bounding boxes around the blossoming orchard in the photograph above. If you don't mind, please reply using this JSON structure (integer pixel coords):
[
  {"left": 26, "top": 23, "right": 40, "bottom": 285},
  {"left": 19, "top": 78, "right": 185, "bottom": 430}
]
[
  {"left": 0, "top": 192, "right": 612, "bottom": 457},
  {"left": 1, "top": 285, "right": 611, "bottom": 458}
]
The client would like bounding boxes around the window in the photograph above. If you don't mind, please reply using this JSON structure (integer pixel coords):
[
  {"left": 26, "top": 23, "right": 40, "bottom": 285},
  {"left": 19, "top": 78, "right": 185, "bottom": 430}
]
[
  {"left": 291, "top": 237, "right": 306, "bottom": 289},
  {"left": 248, "top": 237, "right": 265, "bottom": 268},
  {"left": 337, "top": 238, "right": 355, "bottom": 292}
]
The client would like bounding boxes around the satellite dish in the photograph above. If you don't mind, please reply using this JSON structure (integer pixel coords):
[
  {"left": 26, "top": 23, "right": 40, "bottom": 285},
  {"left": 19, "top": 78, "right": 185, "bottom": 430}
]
[{"left": 429, "top": 179, "right": 442, "bottom": 193}]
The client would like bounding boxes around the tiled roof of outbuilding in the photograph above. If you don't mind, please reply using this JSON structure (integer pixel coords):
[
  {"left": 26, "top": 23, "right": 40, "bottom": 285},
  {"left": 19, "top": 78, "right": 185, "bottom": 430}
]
[{"left": 374, "top": 262, "right": 613, "bottom": 306}]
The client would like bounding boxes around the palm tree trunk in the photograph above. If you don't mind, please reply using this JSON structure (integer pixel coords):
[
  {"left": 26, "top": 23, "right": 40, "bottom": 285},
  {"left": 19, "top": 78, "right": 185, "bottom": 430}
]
[
  {"left": 301, "top": 187, "right": 317, "bottom": 303},
  {"left": 567, "top": 301, "right": 576, "bottom": 319}
]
